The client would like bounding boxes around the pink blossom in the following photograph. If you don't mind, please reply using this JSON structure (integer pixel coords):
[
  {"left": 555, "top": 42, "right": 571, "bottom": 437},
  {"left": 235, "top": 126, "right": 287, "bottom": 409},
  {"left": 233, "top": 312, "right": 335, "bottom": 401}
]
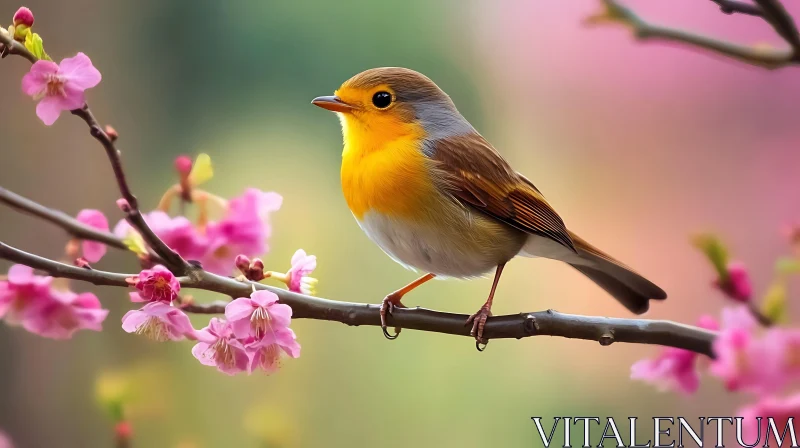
[
  {"left": 714, "top": 261, "right": 752, "bottom": 303},
  {"left": 630, "top": 315, "right": 718, "bottom": 395},
  {"left": 225, "top": 290, "right": 292, "bottom": 340},
  {"left": 1, "top": 265, "right": 108, "bottom": 339},
  {"left": 192, "top": 318, "right": 249, "bottom": 375},
  {"left": 248, "top": 327, "right": 301, "bottom": 374},
  {"left": 21, "top": 53, "right": 101, "bottom": 125},
  {"left": 286, "top": 249, "right": 317, "bottom": 295},
  {"left": 0, "top": 430, "right": 13, "bottom": 448},
  {"left": 739, "top": 394, "right": 800, "bottom": 446},
  {"left": 763, "top": 328, "right": 800, "bottom": 387},
  {"left": 709, "top": 306, "right": 779, "bottom": 393},
  {"left": 75, "top": 209, "right": 109, "bottom": 263},
  {"left": 121, "top": 302, "right": 194, "bottom": 342},
  {"left": 200, "top": 189, "right": 281, "bottom": 275},
  {"left": 114, "top": 211, "right": 207, "bottom": 261},
  {"left": 0, "top": 264, "right": 52, "bottom": 324},
  {"left": 129, "top": 265, "right": 180, "bottom": 304},
  {"left": 23, "top": 290, "right": 108, "bottom": 339}
]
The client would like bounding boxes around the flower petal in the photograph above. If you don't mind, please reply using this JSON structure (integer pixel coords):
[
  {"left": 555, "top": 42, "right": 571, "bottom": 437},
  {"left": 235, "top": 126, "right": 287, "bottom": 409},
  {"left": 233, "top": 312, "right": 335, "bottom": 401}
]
[
  {"left": 249, "top": 290, "right": 279, "bottom": 308},
  {"left": 60, "top": 83, "right": 87, "bottom": 111},
  {"left": 165, "top": 308, "right": 194, "bottom": 338},
  {"left": 59, "top": 52, "right": 102, "bottom": 89},
  {"left": 269, "top": 303, "right": 293, "bottom": 328},
  {"left": 35, "top": 95, "right": 67, "bottom": 125},
  {"left": 7, "top": 264, "right": 34, "bottom": 283},
  {"left": 191, "top": 342, "right": 217, "bottom": 366},
  {"left": 81, "top": 240, "right": 107, "bottom": 263},
  {"left": 21, "top": 60, "right": 58, "bottom": 96},
  {"left": 121, "top": 309, "right": 148, "bottom": 333},
  {"left": 225, "top": 298, "right": 254, "bottom": 321}
]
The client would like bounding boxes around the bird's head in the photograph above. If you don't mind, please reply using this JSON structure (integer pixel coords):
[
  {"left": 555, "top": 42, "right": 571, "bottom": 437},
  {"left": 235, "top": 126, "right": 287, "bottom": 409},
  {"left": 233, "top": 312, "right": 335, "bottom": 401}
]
[{"left": 312, "top": 67, "right": 474, "bottom": 150}]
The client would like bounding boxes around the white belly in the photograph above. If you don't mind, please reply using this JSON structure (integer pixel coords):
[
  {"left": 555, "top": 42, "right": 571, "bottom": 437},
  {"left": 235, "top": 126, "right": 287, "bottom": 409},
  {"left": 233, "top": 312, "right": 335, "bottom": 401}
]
[{"left": 357, "top": 208, "right": 526, "bottom": 279}]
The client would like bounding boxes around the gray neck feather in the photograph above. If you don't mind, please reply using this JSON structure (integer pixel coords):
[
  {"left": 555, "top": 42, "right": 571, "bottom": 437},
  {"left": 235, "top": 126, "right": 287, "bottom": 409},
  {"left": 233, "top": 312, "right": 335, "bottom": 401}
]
[{"left": 414, "top": 99, "right": 475, "bottom": 157}]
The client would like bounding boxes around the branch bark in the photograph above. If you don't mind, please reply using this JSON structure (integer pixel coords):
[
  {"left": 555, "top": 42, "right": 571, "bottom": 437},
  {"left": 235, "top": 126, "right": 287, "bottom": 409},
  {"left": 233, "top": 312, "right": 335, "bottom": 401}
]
[
  {"left": 588, "top": 0, "right": 800, "bottom": 69},
  {"left": 0, "top": 29, "right": 36, "bottom": 63},
  {"left": 710, "top": 0, "right": 763, "bottom": 17},
  {"left": 69, "top": 106, "right": 190, "bottom": 274},
  {"left": 0, "top": 187, "right": 127, "bottom": 251},
  {"left": 0, "top": 28, "right": 191, "bottom": 275},
  {"left": 0, "top": 240, "right": 717, "bottom": 356}
]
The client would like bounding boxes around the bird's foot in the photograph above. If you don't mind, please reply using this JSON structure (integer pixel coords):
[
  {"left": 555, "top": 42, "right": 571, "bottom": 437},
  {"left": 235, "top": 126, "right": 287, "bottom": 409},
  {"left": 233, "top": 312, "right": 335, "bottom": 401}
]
[
  {"left": 380, "top": 293, "right": 406, "bottom": 340},
  {"left": 465, "top": 304, "right": 492, "bottom": 350}
]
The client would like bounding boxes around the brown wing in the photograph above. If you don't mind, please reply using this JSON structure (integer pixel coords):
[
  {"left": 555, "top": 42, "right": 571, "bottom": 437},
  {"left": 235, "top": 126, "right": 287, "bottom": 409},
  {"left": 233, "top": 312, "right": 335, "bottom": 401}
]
[{"left": 428, "top": 134, "right": 576, "bottom": 253}]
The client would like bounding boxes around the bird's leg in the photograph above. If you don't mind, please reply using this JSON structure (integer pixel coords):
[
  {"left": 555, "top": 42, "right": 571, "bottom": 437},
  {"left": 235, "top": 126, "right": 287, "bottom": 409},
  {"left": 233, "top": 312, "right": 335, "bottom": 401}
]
[
  {"left": 466, "top": 263, "right": 505, "bottom": 348},
  {"left": 381, "top": 273, "right": 435, "bottom": 340}
]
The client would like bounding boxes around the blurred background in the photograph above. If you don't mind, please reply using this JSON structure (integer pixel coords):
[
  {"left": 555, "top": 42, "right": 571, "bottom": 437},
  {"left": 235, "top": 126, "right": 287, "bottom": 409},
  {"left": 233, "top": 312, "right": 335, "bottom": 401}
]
[{"left": 1, "top": 0, "right": 799, "bottom": 446}]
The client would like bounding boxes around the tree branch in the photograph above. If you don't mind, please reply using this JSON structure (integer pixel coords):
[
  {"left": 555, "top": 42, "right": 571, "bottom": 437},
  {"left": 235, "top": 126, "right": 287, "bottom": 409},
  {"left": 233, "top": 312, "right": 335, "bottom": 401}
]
[
  {"left": 588, "top": 0, "right": 799, "bottom": 69},
  {"left": 754, "top": 0, "right": 800, "bottom": 55},
  {"left": 710, "top": 0, "right": 763, "bottom": 17},
  {"left": 0, "top": 29, "right": 36, "bottom": 63},
  {"left": 0, "top": 11, "right": 718, "bottom": 361},
  {"left": 0, "top": 186, "right": 127, "bottom": 251},
  {"left": 0, "top": 240, "right": 717, "bottom": 356},
  {"left": 69, "top": 106, "right": 190, "bottom": 274},
  {"left": 0, "top": 28, "right": 192, "bottom": 275}
]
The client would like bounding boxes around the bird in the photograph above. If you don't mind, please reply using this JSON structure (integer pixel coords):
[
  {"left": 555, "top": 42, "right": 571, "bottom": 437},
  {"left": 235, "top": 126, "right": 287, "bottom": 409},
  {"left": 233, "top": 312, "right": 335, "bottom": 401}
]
[{"left": 311, "top": 67, "right": 667, "bottom": 345}]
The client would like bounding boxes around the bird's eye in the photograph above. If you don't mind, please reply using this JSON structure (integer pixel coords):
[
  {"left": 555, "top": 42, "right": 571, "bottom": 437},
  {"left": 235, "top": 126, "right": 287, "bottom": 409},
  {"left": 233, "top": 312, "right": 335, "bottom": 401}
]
[{"left": 372, "top": 91, "right": 393, "bottom": 109}]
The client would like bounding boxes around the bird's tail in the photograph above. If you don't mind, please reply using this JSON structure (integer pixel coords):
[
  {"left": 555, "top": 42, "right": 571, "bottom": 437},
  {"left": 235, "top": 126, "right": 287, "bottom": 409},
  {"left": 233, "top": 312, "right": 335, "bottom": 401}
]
[{"left": 567, "top": 231, "right": 667, "bottom": 314}]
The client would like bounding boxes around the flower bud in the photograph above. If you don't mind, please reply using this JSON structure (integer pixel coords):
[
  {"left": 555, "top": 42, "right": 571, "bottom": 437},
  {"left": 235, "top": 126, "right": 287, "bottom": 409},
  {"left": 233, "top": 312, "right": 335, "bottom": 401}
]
[
  {"left": 13, "top": 7, "right": 34, "bottom": 28},
  {"left": 115, "top": 421, "right": 133, "bottom": 441},
  {"left": 175, "top": 155, "right": 192, "bottom": 176},
  {"left": 235, "top": 254, "right": 251, "bottom": 272},
  {"left": 715, "top": 261, "right": 752, "bottom": 303},
  {"left": 116, "top": 198, "right": 131, "bottom": 213},
  {"left": 104, "top": 125, "right": 118, "bottom": 142}
]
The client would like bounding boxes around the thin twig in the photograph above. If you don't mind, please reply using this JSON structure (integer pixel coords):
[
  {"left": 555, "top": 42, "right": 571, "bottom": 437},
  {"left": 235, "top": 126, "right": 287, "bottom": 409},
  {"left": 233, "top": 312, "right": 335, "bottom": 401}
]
[
  {"left": 0, "top": 241, "right": 717, "bottom": 356},
  {"left": 0, "top": 186, "right": 127, "bottom": 251},
  {"left": 588, "top": 0, "right": 799, "bottom": 69},
  {"left": 0, "top": 30, "right": 36, "bottom": 63},
  {"left": 710, "top": 0, "right": 763, "bottom": 17},
  {"left": 0, "top": 29, "right": 191, "bottom": 275},
  {"left": 754, "top": 0, "right": 800, "bottom": 55},
  {"left": 69, "top": 106, "right": 190, "bottom": 274},
  {"left": 748, "top": 301, "right": 775, "bottom": 327}
]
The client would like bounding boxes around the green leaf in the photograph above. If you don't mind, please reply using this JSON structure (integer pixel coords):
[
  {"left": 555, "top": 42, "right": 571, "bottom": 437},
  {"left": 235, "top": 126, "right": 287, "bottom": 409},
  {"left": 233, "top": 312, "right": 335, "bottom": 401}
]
[
  {"left": 692, "top": 233, "right": 730, "bottom": 282},
  {"left": 761, "top": 281, "right": 789, "bottom": 325},
  {"left": 188, "top": 153, "right": 213, "bottom": 186},
  {"left": 106, "top": 401, "right": 125, "bottom": 423},
  {"left": 23, "top": 31, "right": 51, "bottom": 61},
  {"left": 776, "top": 257, "right": 800, "bottom": 275}
]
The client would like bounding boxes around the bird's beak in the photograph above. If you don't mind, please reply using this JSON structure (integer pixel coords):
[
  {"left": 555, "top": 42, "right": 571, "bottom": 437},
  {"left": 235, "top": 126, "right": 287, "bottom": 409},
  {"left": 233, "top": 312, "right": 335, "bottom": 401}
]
[{"left": 311, "top": 95, "right": 355, "bottom": 113}]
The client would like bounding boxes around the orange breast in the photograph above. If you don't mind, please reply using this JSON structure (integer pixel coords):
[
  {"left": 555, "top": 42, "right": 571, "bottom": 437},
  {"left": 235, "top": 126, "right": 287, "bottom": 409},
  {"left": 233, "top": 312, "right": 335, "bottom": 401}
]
[{"left": 340, "top": 118, "right": 437, "bottom": 221}]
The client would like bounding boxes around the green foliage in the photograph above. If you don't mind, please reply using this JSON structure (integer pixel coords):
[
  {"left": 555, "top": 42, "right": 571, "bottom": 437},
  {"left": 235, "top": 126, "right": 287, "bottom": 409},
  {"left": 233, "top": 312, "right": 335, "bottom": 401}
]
[
  {"left": 692, "top": 234, "right": 730, "bottom": 283},
  {"left": 23, "top": 31, "right": 50, "bottom": 61},
  {"left": 776, "top": 257, "right": 800, "bottom": 275},
  {"left": 761, "top": 280, "right": 789, "bottom": 324}
]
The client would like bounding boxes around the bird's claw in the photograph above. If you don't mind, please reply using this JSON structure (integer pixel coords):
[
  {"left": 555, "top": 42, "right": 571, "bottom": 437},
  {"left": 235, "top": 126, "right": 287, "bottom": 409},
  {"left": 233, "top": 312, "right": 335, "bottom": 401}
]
[
  {"left": 382, "top": 326, "right": 400, "bottom": 340},
  {"left": 380, "top": 295, "right": 405, "bottom": 340},
  {"left": 465, "top": 305, "right": 492, "bottom": 348}
]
